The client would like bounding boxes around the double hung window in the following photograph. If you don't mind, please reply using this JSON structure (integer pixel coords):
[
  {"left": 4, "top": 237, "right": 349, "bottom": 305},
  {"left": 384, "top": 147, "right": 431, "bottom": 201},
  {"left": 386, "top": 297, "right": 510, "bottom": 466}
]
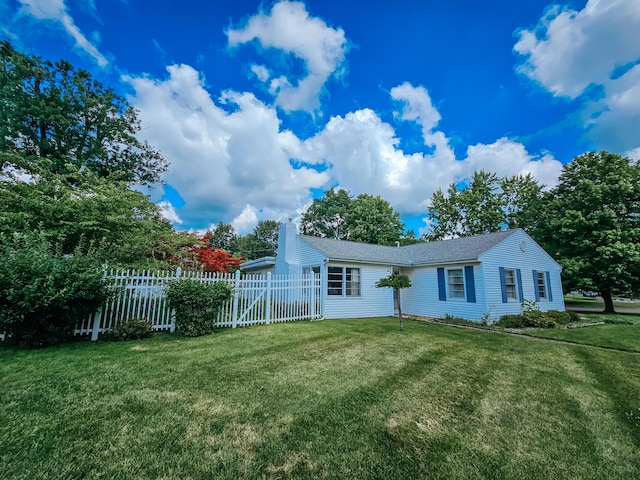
[
  {"left": 447, "top": 269, "right": 465, "bottom": 299},
  {"left": 328, "top": 266, "right": 360, "bottom": 297},
  {"left": 536, "top": 271, "right": 547, "bottom": 300},
  {"left": 504, "top": 269, "right": 517, "bottom": 300}
]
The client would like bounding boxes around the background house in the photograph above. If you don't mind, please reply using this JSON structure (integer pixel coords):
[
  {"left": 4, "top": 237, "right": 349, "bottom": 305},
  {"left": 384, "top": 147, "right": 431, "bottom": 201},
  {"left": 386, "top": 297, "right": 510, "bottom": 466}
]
[{"left": 242, "top": 222, "right": 565, "bottom": 321}]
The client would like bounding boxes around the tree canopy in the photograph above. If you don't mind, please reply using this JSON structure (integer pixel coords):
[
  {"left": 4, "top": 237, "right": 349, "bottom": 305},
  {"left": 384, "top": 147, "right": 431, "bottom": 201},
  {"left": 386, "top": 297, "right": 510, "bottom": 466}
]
[
  {"left": 424, "top": 170, "right": 543, "bottom": 240},
  {"left": 0, "top": 41, "right": 166, "bottom": 185},
  {"left": 535, "top": 151, "right": 640, "bottom": 312},
  {"left": 0, "top": 153, "right": 180, "bottom": 268},
  {"left": 301, "top": 188, "right": 405, "bottom": 245}
]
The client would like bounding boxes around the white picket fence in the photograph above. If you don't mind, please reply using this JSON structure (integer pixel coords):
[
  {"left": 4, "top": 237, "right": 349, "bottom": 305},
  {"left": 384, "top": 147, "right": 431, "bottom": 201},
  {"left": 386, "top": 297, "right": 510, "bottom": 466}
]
[{"left": 75, "top": 268, "right": 323, "bottom": 340}]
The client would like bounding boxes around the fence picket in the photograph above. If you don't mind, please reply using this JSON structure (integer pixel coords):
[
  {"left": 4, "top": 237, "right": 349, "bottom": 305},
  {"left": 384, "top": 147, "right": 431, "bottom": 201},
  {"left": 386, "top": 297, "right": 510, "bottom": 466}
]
[{"left": 72, "top": 269, "right": 322, "bottom": 339}]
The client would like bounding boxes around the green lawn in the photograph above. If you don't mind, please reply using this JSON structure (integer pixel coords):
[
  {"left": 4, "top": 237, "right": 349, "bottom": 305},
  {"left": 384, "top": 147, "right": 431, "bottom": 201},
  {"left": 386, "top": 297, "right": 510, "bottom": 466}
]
[
  {"left": 525, "top": 312, "right": 640, "bottom": 353},
  {"left": 2, "top": 318, "right": 639, "bottom": 479},
  {"left": 564, "top": 293, "right": 640, "bottom": 310}
]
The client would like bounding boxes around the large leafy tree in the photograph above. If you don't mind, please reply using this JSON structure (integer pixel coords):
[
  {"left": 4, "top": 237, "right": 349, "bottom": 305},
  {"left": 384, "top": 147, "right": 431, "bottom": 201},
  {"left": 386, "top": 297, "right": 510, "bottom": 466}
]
[
  {"left": 206, "top": 222, "right": 237, "bottom": 251},
  {"left": 301, "top": 188, "right": 405, "bottom": 245},
  {"left": 0, "top": 153, "right": 178, "bottom": 268},
  {"left": 301, "top": 188, "right": 351, "bottom": 239},
  {"left": 0, "top": 41, "right": 166, "bottom": 185},
  {"left": 231, "top": 220, "right": 281, "bottom": 260},
  {"left": 424, "top": 171, "right": 543, "bottom": 240},
  {"left": 536, "top": 151, "right": 640, "bottom": 312},
  {"left": 348, "top": 193, "right": 405, "bottom": 245}
]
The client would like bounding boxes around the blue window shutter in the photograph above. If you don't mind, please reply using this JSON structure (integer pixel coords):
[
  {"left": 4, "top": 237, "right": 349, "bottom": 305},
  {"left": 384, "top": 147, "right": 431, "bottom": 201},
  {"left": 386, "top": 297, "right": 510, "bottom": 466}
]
[
  {"left": 437, "top": 268, "right": 446, "bottom": 301},
  {"left": 532, "top": 270, "right": 540, "bottom": 302},
  {"left": 499, "top": 267, "right": 507, "bottom": 303},
  {"left": 465, "top": 266, "right": 476, "bottom": 303},
  {"left": 516, "top": 269, "right": 524, "bottom": 301},
  {"left": 546, "top": 271, "right": 553, "bottom": 301}
]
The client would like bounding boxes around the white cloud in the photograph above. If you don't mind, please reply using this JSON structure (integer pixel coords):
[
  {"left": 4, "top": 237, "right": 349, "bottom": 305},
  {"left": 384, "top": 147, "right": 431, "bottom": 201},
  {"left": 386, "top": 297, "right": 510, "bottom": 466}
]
[
  {"left": 250, "top": 64, "right": 270, "bottom": 82},
  {"left": 157, "top": 201, "right": 182, "bottom": 224},
  {"left": 514, "top": 0, "right": 640, "bottom": 153},
  {"left": 125, "top": 63, "right": 328, "bottom": 232},
  {"left": 514, "top": 0, "right": 640, "bottom": 98},
  {"left": 626, "top": 147, "right": 640, "bottom": 161},
  {"left": 19, "top": 0, "right": 108, "bottom": 67},
  {"left": 127, "top": 68, "right": 563, "bottom": 233},
  {"left": 295, "top": 82, "right": 563, "bottom": 218},
  {"left": 227, "top": 0, "right": 348, "bottom": 112},
  {"left": 461, "top": 138, "right": 563, "bottom": 189},
  {"left": 232, "top": 205, "right": 259, "bottom": 234},
  {"left": 390, "top": 82, "right": 442, "bottom": 143},
  {"left": 302, "top": 108, "right": 459, "bottom": 214},
  {"left": 587, "top": 63, "right": 640, "bottom": 153}
]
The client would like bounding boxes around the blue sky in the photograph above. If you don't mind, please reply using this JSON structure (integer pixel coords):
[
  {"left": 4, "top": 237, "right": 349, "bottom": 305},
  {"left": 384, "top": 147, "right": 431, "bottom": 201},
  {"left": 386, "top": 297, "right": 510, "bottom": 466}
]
[{"left": 2, "top": 0, "right": 639, "bottom": 234}]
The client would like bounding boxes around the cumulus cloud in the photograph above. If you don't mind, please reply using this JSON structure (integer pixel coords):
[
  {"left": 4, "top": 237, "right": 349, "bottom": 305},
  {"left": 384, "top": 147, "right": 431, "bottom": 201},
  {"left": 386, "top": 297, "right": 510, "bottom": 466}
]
[
  {"left": 19, "top": 0, "right": 108, "bottom": 67},
  {"left": 127, "top": 67, "right": 563, "bottom": 233},
  {"left": 390, "top": 82, "right": 442, "bottom": 143},
  {"left": 157, "top": 201, "right": 182, "bottom": 225},
  {"left": 227, "top": 0, "right": 348, "bottom": 112},
  {"left": 461, "top": 138, "right": 563, "bottom": 189},
  {"left": 299, "top": 84, "right": 562, "bottom": 216},
  {"left": 125, "top": 63, "right": 328, "bottom": 233},
  {"left": 514, "top": 0, "right": 640, "bottom": 153},
  {"left": 302, "top": 108, "right": 459, "bottom": 214}
]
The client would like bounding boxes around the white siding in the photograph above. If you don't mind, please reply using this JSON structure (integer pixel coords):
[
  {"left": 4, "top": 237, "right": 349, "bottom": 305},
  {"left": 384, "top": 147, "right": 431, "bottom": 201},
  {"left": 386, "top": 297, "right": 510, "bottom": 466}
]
[
  {"left": 298, "top": 238, "right": 326, "bottom": 267},
  {"left": 479, "top": 229, "right": 565, "bottom": 318},
  {"left": 402, "top": 263, "right": 488, "bottom": 321},
  {"left": 323, "top": 262, "right": 394, "bottom": 319}
]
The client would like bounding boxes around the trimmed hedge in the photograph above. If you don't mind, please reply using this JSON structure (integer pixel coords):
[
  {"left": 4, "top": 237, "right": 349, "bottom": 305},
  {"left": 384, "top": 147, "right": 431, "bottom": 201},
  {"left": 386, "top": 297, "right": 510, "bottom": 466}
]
[{"left": 496, "top": 310, "right": 581, "bottom": 329}]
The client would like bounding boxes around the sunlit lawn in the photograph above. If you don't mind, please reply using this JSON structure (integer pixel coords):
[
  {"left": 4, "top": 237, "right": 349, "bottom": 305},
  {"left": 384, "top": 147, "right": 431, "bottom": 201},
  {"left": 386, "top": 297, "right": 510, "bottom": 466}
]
[
  {"left": 524, "top": 312, "right": 640, "bottom": 353},
  {"left": 1, "top": 317, "right": 639, "bottom": 479}
]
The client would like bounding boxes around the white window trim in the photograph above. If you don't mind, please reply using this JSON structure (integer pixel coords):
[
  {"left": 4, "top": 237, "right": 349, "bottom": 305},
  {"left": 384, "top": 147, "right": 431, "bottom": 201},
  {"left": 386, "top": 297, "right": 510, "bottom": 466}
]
[
  {"left": 504, "top": 268, "right": 518, "bottom": 302},
  {"left": 446, "top": 268, "right": 466, "bottom": 301},
  {"left": 327, "top": 266, "right": 361, "bottom": 298},
  {"left": 537, "top": 271, "right": 548, "bottom": 301}
]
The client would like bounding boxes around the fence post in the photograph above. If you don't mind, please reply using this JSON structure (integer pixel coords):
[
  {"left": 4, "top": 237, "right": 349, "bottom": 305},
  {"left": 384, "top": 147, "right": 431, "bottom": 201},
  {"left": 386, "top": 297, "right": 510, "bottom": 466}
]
[
  {"left": 90, "top": 309, "right": 102, "bottom": 341},
  {"left": 265, "top": 272, "right": 272, "bottom": 325},
  {"left": 232, "top": 269, "right": 241, "bottom": 328},
  {"left": 309, "top": 274, "right": 316, "bottom": 319}
]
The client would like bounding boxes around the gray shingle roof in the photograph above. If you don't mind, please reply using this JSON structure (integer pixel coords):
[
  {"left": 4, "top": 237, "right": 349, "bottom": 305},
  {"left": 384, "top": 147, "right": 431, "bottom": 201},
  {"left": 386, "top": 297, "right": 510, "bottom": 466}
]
[{"left": 300, "top": 229, "right": 519, "bottom": 266}]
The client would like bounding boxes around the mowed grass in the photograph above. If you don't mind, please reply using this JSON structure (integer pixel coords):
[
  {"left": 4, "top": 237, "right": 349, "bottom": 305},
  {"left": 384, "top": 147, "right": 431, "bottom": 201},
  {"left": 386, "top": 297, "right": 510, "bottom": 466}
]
[
  {"left": 1, "top": 318, "right": 639, "bottom": 479},
  {"left": 525, "top": 312, "right": 640, "bottom": 353}
]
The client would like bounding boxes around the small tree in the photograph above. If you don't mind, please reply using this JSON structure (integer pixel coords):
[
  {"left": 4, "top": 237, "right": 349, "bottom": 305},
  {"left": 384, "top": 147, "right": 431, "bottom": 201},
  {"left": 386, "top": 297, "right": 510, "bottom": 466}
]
[{"left": 376, "top": 273, "right": 412, "bottom": 331}]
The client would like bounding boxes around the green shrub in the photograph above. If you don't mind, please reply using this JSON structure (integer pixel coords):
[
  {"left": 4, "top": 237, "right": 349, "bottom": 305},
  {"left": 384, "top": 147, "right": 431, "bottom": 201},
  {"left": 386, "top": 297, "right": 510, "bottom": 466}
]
[
  {"left": 495, "top": 309, "right": 573, "bottom": 329},
  {"left": 165, "top": 279, "right": 232, "bottom": 337},
  {"left": 0, "top": 233, "right": 110, "bottom": 348},
  {"left": 104, "top": 317, "right": 154, "bottom": 341},
  {"left": 495, "top": 314, "right": 527, "bottom": 329}
]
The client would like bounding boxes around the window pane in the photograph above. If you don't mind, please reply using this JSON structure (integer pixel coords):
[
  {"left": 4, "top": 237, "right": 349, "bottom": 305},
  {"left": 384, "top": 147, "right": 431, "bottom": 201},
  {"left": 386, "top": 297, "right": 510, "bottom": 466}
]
[
  {"left": 505, "top": 269, "right": 517, "bottom": 300},
  {"left": 537, "top": 272, "right": 547, "bottom": 299},
  {"left": 328, "top": 267, "right": 343, "bottom": 296},
  {"left": 345, "top": 268, "right": 360, "bottom": 296},
  {"left": 448, "top": 269, "right": 465, "bottom": 298}
]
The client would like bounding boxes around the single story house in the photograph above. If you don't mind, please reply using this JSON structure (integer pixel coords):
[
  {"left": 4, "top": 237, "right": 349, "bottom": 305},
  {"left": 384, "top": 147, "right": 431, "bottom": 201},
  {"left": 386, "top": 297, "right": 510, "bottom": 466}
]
[{"left": 241, "top": 222, "right": 565, "bottom": 321}]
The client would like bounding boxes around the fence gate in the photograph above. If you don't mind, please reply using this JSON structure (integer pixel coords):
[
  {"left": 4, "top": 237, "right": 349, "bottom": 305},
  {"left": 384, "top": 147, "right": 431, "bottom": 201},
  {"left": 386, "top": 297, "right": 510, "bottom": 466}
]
[{"left": 75, "top": 269, "right": 323, "bottom": 339}]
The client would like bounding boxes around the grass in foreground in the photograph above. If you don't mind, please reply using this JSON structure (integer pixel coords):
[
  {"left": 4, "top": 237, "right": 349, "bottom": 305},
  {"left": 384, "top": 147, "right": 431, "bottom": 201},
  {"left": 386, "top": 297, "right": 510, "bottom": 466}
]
[
  {"left": 1, "top": 318, "right": 639, "bottom": 479},
  {"left": 524, "top": 312, "right": 640, "bottom": 353}
]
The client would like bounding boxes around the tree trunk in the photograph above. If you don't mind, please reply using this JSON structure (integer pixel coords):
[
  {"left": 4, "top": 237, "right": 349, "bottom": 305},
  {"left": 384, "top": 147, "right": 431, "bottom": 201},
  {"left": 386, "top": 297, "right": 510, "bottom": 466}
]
[
  {"left": 396, "top": 288, "right": 403, "bottom": 331},
  {"left": 601, "top": 288, "right": 615, "bottom": 313}
]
